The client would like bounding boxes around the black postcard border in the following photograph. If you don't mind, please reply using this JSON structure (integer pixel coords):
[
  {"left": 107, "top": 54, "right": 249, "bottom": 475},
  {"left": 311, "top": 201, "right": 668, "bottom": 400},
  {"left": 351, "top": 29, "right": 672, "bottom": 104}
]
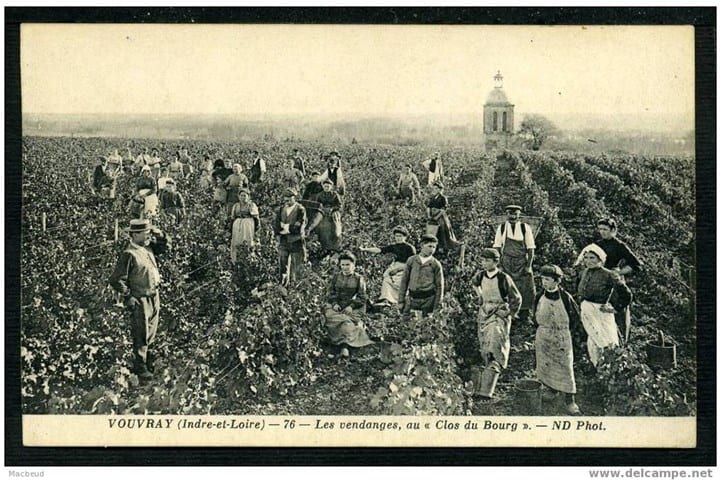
[{"left": 5, "top": 6, "right": 716, "bottom": 467}]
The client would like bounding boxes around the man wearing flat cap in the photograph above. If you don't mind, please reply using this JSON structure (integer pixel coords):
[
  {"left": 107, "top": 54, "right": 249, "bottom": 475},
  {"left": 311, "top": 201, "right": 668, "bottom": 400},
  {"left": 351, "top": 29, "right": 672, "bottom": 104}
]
[
  {"left": 274, "top": 188, "right": 307, "bottom": 285},
  {"left": 493, "top": 204, "right": 536, "bottom": 322},
  {"left": 109, "top": 219, "right": 170, "bottom": 380}
]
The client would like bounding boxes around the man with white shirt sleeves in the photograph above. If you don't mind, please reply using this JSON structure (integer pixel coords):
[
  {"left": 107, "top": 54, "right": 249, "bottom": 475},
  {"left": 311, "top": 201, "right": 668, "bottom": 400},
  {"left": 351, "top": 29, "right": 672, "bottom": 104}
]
[
  {"left": 109, "top": 219, "right": 170, "bottom": 380},
  {"left": 493, "top": 204, "right": 536, "bottom": 322}
]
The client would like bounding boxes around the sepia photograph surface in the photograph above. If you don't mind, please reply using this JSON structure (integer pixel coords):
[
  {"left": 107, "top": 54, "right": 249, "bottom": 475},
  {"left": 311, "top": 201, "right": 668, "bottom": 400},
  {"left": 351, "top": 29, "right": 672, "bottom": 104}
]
[{"left": 19, "top": 22, "right": 697, "bottom": 448}]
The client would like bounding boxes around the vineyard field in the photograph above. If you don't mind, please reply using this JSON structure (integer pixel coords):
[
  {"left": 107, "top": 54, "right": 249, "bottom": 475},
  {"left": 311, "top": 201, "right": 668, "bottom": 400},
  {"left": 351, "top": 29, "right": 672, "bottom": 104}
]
[{"left": 20, "top": 136, "right": 696, "bottom": 417}]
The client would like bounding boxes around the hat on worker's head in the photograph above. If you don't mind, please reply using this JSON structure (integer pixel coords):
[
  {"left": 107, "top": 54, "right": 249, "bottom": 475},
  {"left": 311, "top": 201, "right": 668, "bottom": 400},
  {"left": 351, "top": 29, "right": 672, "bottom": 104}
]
[
  {"left": 479, "top": 248, "right": 501, "bottom": 261},
  {"left": 392, "top": 225, "right": 409, "bottom": 237},
  {"left": 284, "top": 188, "right": 298, "bottom": 198},
  {"left": 420, "top": 234, "right": 438, "bottom": 244},
  {"left": 539, "top": 264, "right": 564, "bottom": 281},
  {"left": 504, "top": 204, "right": 522, "bottom": 212},
  {"left": 125, "top": 218, "right": 152, "bottom": 234}
]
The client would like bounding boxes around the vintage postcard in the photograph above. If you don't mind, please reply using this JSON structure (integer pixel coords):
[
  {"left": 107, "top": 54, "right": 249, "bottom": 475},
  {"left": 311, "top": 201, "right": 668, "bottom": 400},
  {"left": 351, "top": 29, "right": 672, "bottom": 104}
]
[{"left": 19, "top": 22, "right": 697, "bottom": 448}]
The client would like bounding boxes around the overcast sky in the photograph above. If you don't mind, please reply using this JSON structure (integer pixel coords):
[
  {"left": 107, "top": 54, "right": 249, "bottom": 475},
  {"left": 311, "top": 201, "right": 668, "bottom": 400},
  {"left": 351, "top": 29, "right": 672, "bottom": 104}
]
[{"left": 21, "top": 24, "right": 694, "bottom": 123}]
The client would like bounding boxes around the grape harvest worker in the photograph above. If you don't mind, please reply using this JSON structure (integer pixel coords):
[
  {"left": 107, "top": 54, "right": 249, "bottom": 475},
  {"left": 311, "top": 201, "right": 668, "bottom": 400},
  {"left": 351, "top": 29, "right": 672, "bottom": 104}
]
[
  {"left": 249, "top": 150, "right": 267, "bottom": 184},
  {"left": 92, "top": 156, "right": 117, "bottom": 200},
  {"left": 147, "top": 148, "right": 163, "bottom": 179},
  {"left": 493, "top": 204, "right": 536, "bottom": 322},
  {"left": 471, "top": 248, "right": 522, "bottom": 399},
  {"left": 224, "top": 163, "right": 250, "bottom": 215},
  {"left": 279, "top": 157, "right": 305, "bottom": 192},
  {"left": 324, "top": 251, "right": 374, "bottom": 358},
  {"left": 398, "top": 234, "right": 444, "bottom": 316},
  {"left": 593, "top": 218, "right": 642, "bottom": 344},
  {"left": 533, "top": 264, "right": 581, "bottom": 414},
  {"left": 274, "top": 188, "right": 307, "bottom": 285},
  {"left": 422, "top": 151, "right": 443, "bottom": 186},
  {"left": 291, "top": 148, "right": 306, "bottom": 176},
  {"left": 319, "top": 151, "right": 346, "bottom": 195},
  {"left": 396, "top": 163, "right": 421, "bottom": 203},
  {"left": 307, "top": 179, "right": 343, "bottom": 252},
  {"left": 168, "top": 152, "right": 185, "bottom": 180},
  {"left": 302, "top": 171, "right": 324, "bottom": 202},
  {"left": 360, "top": 226, "right": 416, "bottom": 307},
  {"left": 211, "top": 159, "right": 233, "bottom": 214},
  {"left": 109, "top": 219, "right": 170, "bottom": 380},
  {"left": 135, "top": 165, "right": 157, "bottom": 195},
  {"left": 575, "top": 244, "right": 632, "bottom": 366},
  {"left": 229, "top": 188, "right": 260, "bottom": 263},
  {"left": 426, "top": 182, "right": 462, "bottom": 253},
  {"left": 158, "top": 179, "right": 186, "bottom": 223}
]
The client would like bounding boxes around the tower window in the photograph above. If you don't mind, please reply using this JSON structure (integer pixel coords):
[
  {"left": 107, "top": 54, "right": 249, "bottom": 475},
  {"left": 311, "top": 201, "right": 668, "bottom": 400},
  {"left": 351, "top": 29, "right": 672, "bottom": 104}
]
[
  {"left": 492, "top": 112, "right": 498, "bottom": 132},
  {"left": 502, "top": 111, "right": 508, "bottom": 132}
]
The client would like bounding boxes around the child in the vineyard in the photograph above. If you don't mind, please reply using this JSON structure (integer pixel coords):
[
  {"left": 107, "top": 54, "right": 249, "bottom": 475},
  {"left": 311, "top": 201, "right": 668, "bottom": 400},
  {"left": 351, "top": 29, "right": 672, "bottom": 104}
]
[
  {"left": 533, "top": 264, "right": 581, "bottom": 415},
  {"left": 575, "top": 244, "right": 632, "bottom": 367},
  {"left": 323, "top": 251, "right": 374, "bottom": 358},
  {"left": 397, "top": 234, "right": 444, "bottom": 317},
  {"left": 472, "top": 248, "right": 521, "bottom": 399},
  {"left": 229, "top": 188, "right": 260, "bottom": 262},
  {"left": 359, "top": 226, "right": 416, "bottom": 307}
]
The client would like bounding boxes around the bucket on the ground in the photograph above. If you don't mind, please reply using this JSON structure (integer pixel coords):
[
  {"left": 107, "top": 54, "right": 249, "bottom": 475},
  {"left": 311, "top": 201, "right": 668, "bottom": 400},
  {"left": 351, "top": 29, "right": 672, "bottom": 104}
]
[
  {"left": 515, "top": 378, "right": 542, "bottom": 415},
  {"left": 646, "top": 331, "right": 677, "bottom": 369},
  {"left": 478, "top": 367, "right": 500, "bottom": 398}
]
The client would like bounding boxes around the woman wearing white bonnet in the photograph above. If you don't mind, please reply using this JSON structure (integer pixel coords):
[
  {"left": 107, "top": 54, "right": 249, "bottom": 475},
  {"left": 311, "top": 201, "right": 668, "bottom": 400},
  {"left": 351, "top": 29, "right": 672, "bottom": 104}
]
[{"left": 576, "top": 243, "right": 632, "bottom": 366}]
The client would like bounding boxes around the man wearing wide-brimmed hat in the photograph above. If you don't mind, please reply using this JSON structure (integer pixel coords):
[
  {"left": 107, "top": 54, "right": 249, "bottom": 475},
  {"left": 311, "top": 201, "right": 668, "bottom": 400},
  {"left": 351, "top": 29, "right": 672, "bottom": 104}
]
[
  {"left": 493, "top": 204, "right": 536, "bottom": 322},
  {"left": 109, "top": 219, "right": 170, "bottom": 380}
]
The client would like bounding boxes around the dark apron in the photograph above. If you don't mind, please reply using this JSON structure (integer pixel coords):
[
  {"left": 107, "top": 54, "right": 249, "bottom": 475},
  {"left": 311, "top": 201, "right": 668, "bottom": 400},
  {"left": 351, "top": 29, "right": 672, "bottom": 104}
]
[{"left": 500, "top": 237, "right": 535, "bottom": 311}]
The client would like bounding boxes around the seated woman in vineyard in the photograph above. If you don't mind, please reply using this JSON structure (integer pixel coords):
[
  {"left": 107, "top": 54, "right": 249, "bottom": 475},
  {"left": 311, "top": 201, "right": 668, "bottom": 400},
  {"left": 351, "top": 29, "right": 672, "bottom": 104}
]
[
  {"left": 533, "top": 265, "right": 581, "bottom": 415},
  {"left": 396, "top": 163, "right": 421, "bottom": 203},
  {"left": 575, "top": 244, "right": 632, "bottom": 367},
  {"left": 360, "top": 226, "right": 416, "bottom": 307},
  {"left": 324, "top": 251, "right": 374, "bottom": 358},
  {"left": 319, "top": 151, "right": 346, "bottom": 195},
  {"left": 307, "top": 179, "right": 343, "bottom": 253},
  {"left": 224, "top": 163, "right": 250, "bottom": 216},
  {"left": 425, "top": 182, "right": 462, "bottom": 254},
  {"left": 593, "top": 218, "right": 642, "bottom": 344},
  {"left": 158, "top": 179, "right": 186, "bottom": 223},
  {"left": 472, "top": 248, "right": 522, "bottom": 399},
  {"left": 229, "top": 188, "right": 260, "bottom": 263}
]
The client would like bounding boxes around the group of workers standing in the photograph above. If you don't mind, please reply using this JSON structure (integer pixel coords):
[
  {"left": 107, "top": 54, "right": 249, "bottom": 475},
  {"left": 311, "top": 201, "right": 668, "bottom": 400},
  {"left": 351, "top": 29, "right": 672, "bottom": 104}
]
[{"left": 103, "top": 145, "right": 641, "bottom": 416}]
